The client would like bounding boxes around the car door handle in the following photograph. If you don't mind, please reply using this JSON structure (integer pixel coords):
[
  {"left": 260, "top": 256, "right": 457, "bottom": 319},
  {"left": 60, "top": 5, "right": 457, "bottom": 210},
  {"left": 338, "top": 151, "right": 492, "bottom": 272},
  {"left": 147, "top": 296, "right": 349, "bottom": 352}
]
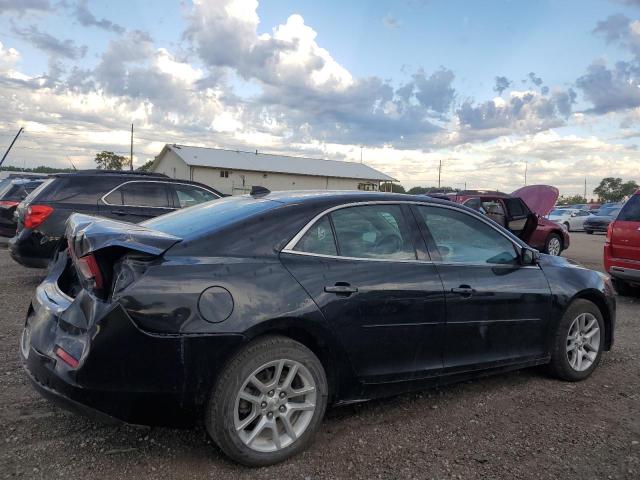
[
  {"left": 451, "top": 285, "right": 476, "bottom": 297},
  {"left": 324, "top": 283, "right": 358, "bottom": 295}
]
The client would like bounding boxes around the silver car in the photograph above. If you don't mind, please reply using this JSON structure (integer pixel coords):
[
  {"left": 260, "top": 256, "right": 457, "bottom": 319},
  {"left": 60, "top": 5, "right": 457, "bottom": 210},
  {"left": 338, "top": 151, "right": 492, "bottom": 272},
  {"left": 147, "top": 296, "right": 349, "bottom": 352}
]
[{"left": 547, "top": 208, "right": 592, "bottom": 232}]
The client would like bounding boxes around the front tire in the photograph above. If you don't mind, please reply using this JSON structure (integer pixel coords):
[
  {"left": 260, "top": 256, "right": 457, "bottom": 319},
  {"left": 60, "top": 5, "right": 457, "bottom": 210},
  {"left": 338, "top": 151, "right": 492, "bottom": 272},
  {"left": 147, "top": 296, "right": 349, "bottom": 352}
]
[
  {"left": 206, "top": 336, "right": 328, "bottom": 467},
  {"left": 548, "top": 299, "right": 604, "bottom": 381},
  {"left": 563, "top": 222, "right": 571, "bottom": 232},
  {"left": 612, "top": 278, "right": 637, "bottom": 296},
  {"left": 544, "top": 233, "right": 563, "bottom": 256},
  {"left": 585, "top": 230, "right": 593, "bottom": 235}
]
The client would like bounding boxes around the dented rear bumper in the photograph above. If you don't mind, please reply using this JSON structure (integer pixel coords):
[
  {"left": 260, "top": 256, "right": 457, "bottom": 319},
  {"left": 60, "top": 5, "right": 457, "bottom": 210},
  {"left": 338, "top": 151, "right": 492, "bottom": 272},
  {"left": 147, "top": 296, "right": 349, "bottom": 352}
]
[{"left": 20, "top": 258, "right": 244, "bottom": 426}]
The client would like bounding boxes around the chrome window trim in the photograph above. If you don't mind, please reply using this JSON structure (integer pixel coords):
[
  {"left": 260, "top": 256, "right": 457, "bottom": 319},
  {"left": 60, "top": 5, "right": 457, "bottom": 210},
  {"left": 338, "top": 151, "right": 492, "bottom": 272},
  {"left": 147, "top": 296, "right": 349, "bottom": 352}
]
[
  {"left": 101, "top": 180, "right": 220, "bottom": 209},
  {"left": 281, "top": 200, "right": 536, "bottom": 267}
]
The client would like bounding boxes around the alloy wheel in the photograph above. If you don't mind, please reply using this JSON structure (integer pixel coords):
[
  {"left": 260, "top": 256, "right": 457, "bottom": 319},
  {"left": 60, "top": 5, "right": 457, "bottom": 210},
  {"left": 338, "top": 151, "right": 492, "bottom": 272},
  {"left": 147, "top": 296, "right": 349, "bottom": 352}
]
[
  {"left": 234, "top": 359, "right": 317, "bottom": 452},
  {"left": 547, "top": 237, "right": 561, "bottom": 256},
  {"left": 566, "top": 312, "right": 600, "bottom": 372}
]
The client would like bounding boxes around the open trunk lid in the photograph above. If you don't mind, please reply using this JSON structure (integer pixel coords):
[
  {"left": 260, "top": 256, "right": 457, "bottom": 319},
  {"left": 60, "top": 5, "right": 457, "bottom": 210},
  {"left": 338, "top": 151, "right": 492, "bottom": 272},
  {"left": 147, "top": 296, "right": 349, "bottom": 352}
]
[
  {"left": 511, "top": 185, "right": 559, "bottom": 217},
  {"left": 65, "top": 213, "right": 181, "bottom": 258}
]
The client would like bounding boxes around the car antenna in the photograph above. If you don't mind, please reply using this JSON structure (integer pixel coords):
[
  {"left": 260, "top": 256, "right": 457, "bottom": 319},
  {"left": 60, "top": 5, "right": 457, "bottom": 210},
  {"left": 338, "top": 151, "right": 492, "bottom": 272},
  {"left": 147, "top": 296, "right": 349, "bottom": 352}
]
[{"left": 250, "top": 186, "right": 270, "bottom": 197}]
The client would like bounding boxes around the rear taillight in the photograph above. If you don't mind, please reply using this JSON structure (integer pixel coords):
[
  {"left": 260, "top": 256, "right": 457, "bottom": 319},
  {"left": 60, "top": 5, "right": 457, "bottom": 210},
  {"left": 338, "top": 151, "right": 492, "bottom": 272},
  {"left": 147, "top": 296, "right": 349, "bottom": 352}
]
[
  {"left": 24, "top": 205, "right": 53, "bottom": 229},
  {"left": 0, "top": 200, "right": 19, "bottom": 208},
  {"left": 605, "top": 222, "right": 614, "bottom": 244},
  {"left": 74, "top": 253, "right": 105, "bottom": 292}
]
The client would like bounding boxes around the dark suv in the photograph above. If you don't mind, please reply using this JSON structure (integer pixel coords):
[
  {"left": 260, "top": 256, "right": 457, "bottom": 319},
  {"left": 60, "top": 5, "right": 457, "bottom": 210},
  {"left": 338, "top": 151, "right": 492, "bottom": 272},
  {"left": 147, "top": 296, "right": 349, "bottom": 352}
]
[
  {"left": 9, "top": 170, "right": 221, "bottom": 268},
  {"left": 0, "top": 177, "right": 46, "bottom": 238}
]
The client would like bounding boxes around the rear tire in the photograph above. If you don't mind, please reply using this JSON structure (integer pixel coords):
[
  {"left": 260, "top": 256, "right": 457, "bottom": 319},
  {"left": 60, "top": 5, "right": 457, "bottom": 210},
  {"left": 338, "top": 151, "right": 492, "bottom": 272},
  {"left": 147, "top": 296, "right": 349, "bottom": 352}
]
[
  {"left": 548, "top": 299, "right": 604, "bottom": 381},
  {"left": 544, "top": 233, "right": 563, "bottom": 256},
  {"left": 206, "top": 336, "right": 328, "bottom": 467}
]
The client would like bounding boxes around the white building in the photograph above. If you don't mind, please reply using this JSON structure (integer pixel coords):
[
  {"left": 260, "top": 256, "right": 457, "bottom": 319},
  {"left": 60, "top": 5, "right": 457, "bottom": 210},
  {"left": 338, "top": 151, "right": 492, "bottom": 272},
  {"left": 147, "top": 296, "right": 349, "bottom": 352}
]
[{"left": 149, "top": 144, "right": 395, "bottom": 195}]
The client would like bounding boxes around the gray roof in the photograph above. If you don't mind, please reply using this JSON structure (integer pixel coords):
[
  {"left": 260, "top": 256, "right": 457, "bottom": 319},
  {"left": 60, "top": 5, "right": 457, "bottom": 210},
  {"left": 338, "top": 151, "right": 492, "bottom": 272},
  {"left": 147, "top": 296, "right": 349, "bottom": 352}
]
[{"left": 158, "top": 144, "right": 395, "bottom": 182}]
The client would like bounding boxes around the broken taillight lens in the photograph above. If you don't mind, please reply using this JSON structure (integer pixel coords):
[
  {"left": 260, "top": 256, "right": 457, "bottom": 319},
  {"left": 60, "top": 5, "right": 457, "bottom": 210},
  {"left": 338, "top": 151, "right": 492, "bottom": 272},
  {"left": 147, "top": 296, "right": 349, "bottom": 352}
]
[
  {"left": 74, "top": 253, "right": 105, "bottom": 292},
  {"left": 24, "top": 205, "right": 53, "bottom": 229}
]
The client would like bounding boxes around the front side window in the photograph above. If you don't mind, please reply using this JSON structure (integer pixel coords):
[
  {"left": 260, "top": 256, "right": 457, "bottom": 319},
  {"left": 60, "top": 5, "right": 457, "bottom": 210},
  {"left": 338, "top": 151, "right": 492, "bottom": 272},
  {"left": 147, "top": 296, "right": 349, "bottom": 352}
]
[
  {"left": 330, "top": 205, "right": 416, "bottom": 260},
  {"left": 119, "top": 182, "right": 171, "bottom": 208},
  {"left": 293, "top": 216, "right": 337, "bottom": 256},
  {"left": 418, "top": 206, "right": 518, "bottom": 265},
  {"left": 172, "top": 184, "right": 219, "bottom": 208}
]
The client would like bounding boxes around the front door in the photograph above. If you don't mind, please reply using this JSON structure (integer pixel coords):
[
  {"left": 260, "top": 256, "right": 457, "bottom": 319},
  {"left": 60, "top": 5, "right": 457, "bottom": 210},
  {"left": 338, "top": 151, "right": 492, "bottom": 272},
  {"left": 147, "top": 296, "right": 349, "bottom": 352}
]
[
  {"left": 280, "top": 203, "right": 446, "bottom": 383},
  {"left": 412, "top": 205, "right": 552, "bottom": 371}
]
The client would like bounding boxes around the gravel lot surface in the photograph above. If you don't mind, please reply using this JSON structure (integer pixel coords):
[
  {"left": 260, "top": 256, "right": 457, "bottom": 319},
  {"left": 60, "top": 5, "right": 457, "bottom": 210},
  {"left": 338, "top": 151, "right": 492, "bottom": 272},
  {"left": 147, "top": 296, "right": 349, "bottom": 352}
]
[{"left": 1, "top": 233, "right": 639, "bottom": 480}]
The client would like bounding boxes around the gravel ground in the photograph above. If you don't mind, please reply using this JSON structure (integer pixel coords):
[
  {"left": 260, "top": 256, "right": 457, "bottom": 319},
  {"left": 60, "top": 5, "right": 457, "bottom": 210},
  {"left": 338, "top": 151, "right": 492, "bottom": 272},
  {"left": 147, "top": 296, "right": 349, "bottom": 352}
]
[{"left": 1, "top": 236, "right": 639, "bottom": 480}]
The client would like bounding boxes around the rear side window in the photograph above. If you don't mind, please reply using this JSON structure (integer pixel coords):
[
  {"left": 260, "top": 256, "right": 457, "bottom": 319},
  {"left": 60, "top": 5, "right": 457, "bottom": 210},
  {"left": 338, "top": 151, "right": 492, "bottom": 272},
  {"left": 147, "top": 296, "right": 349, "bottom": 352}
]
[
  {"left": 171, "top": 184, "right": 219, "bottom": 208},
  {"left": 329, "top": 205, "right": 416, "bottom": 260},
  {"left": 119, "top": 182, "right": 171, "bottom": 208},
  {"left": 617, "top": 195, "right": 640, "bottom": 222},
  {"left": 293, "top": 216, "right": 337, "bottom": 256}
]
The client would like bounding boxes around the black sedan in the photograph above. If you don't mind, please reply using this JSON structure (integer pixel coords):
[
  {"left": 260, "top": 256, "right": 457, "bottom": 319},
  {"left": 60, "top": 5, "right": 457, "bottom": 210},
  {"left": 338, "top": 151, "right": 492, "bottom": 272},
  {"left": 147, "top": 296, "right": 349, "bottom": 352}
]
[{"left": 20, "top": 190, "right": 616, "bottom": 466}]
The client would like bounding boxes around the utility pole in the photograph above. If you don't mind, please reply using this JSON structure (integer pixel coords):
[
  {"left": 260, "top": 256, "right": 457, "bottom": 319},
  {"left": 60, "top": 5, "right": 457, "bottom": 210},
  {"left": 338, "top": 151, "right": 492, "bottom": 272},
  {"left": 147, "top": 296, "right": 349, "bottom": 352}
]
[
  {"left": 130, "top": 123, "right": 134, "bottom": 171},
  {"left": 524, "top": 161, "right": 528, "bottom": 186},
  {"left": 438, "top": 159, "right": 442, "bottom": 188},
  {"left": 584, "top": 178, "right": 587, "bottom": 200},
  {"left": 360, "top": 146, "right": 363, "bottom": 164},
  {"left": 0, "top": 127, "right": 24, "bottom": 170}
]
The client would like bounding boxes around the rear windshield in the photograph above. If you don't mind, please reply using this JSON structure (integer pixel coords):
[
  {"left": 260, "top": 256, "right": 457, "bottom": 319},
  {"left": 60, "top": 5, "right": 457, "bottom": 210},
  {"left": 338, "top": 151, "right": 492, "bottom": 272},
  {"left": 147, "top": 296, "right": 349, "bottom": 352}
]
[
  {"left": 0, "top": 183, "right": 24, "bottom": 199},
  {"left": 142, "top": 195, "right": 279, "bottom": 238},
  {"left": 22, "top": 178, "right": 54, "bottom": 203},
  {"left": 617, "top": 195, "right": 640, "bottom": 222}
]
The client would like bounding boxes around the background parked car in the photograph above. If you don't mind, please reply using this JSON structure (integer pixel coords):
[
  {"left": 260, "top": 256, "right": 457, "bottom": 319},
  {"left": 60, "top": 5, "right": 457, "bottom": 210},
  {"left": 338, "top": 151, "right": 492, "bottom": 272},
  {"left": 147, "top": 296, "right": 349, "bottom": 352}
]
[
  {"left": 437, "top": 185, "right": 570, "bottom": 256},
  {"left": 0, "top": 177, "right": 46, "bottom": 238},
  {"left": 583, "top": 204, "right": 622, "bottom": 234},
  {"left": 604, "top": 190, "right": 640, "bottom": 295},
  {"left": 21, "top": 190, "right": 615, "bottom": 466},
  {"left": 547, "top": 208, "right": 592, "bottom": 232},
  {"left": 9, "top": 170, "right": 221, "bottom": 268}
]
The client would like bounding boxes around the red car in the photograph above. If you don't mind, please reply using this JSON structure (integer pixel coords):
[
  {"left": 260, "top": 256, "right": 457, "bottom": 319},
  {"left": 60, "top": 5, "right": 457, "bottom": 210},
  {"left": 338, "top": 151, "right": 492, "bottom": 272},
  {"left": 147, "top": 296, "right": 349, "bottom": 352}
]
[
  {"left": 604, "top": 190, "right": 640, "bottom": 295},
  {"left": 433, "top": 185, "right": 569, "bottom": 255}
]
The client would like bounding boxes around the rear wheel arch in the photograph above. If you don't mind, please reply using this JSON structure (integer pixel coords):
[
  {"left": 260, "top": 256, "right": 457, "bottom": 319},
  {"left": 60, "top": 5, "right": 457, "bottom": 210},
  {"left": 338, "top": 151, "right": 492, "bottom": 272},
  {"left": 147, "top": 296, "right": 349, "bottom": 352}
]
[{"left": 241, "top": 318, "right": 352, "bottom": 403}]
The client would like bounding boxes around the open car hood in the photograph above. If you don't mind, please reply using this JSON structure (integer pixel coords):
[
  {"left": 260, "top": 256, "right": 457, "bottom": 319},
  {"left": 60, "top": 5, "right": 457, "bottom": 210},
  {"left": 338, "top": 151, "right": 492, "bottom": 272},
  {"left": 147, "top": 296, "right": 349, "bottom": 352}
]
[{"left": 511, "top": 185, "right": 559, "bottom": 216}]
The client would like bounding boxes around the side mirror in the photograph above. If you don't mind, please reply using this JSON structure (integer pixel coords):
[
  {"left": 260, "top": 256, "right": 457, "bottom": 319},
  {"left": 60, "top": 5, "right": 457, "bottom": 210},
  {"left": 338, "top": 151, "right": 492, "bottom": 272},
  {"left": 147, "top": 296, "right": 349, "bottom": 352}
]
[
  {"left": 521, "top": 248, "right": 538, "bottom": 265},
  {"left": 570, "top": 212, "right": 577, "bottom": 217}
]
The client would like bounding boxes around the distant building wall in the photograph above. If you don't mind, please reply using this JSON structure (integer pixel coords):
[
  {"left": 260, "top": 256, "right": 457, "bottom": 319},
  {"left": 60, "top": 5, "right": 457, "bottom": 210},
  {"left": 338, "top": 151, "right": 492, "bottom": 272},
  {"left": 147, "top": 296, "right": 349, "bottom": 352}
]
[{"left": 151, "top": 151, "right": 381, "bottom": 195}]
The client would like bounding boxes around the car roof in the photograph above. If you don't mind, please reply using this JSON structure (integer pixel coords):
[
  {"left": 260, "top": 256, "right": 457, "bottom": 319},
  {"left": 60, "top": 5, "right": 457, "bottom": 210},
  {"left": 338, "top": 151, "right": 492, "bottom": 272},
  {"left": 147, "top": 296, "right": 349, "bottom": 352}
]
[{"left": 253, "top": 189, "right": 457, "bottom": 207}]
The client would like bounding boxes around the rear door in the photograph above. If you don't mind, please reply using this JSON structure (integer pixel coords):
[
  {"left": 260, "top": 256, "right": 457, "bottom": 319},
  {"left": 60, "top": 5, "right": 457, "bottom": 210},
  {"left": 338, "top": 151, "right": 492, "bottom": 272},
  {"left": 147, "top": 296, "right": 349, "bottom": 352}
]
[
  {"left": 100, "top": 181, "right": 174, "bottom": 223},
  {"left": 280, "top": 203, "right": 446, "bottom": 384},
  {"left": 611, "top": 194, "right": 640, "bottom": 261},
  {"left": 502, "top": 197, "right": 538, "bottom": 241}
]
